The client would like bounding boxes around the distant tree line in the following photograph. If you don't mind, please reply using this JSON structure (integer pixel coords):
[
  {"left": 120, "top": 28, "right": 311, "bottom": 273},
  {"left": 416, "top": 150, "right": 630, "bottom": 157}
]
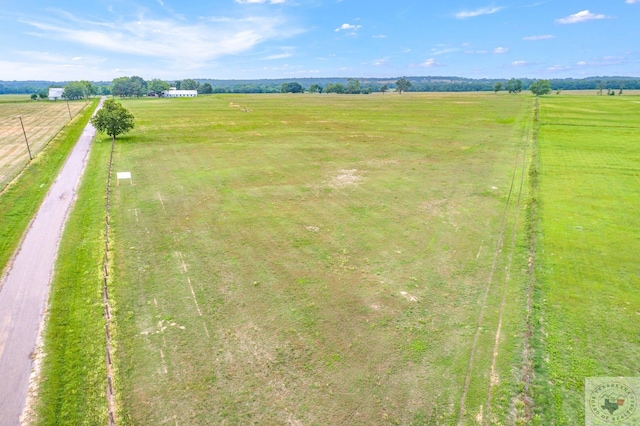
[
  {"left": 4, "top": 76, "right": 639, "bottom": 97},
  {"left": 109, "top": 77, "right": 216, "bottom": 97}
]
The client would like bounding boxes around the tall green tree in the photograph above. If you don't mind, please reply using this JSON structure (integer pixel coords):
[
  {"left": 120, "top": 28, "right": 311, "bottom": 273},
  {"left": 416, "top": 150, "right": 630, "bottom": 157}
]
[
  {"left": 506, "top": 78, "right": 523, "bottom": 94},
  {"left": 79, "top": 80, "right": 96, "bottom": 97},
  {"left": 281, "top": 82, "right": 303, "bottom": 93},
  {"left": 308, "top": 84, "right": 323, "bottom": 93},
  {"left": 91, "top": 99, "right": 135, "bottom": 142},
  {"left": 181, "top": 79, "right": 199, "bottom": 90},
  {"left": 199, "top": 83, "right": 213, "bottom": 94},
  {"left": 148, "top": 79, "right": 170, "bottom": 94},
  {"left": 129, "top": 76, "right": 147, "bottom": 97},
  {"left": 395, "top": 78, "right": 412, "bottom": 94},
  {"left": 63, "top": 81, "right": 87, "bottom": 100},
  {"left": 530, "top": 79, "right": 552, "bottom": 96},
  {"left": 380, "top": 84, "right": 389, "bottom": 94},
  {"left": 346, "top": 79, "right": 361, "bottom": 94},
  {"left": 493, "top": 82, "right": 503, "bottom": 93},
  {"left": 112, "top": 77, "right": 131, "bottom": 98},
  {"left": 325, "top": 83, "right": 345, "bottom": 94}
]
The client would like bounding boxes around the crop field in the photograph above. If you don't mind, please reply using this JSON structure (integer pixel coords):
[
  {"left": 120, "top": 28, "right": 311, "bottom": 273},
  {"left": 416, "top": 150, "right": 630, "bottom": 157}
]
[
  {"left": 0, "top": 99, "right": 86, "bottom": 189},
  {"left": 99, "top": 93, "right": 534, "bottom": 425},
  {"left": 532, "top": 95, "right": 640, "bottom": 423}
]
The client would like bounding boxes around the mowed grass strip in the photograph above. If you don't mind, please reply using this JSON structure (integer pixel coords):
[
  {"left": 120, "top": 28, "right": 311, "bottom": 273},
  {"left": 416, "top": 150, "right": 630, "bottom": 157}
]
[
  {"left": 35, "top": 130, "right": 112, "bottom": 424},
  {"left": 533, "top": 95, "right": 640, "bottom": 423},
  {"left": 110, "top": 93, "right": 531, "bottom": 424},
  {"left": 0, "top": 99, "right": 96, "bottom": 279}
]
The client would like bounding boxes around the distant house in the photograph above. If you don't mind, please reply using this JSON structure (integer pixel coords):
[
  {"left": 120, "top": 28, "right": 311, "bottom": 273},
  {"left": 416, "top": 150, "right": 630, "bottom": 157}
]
[
  {"left": 160, "top": 88, "right": 198, "bottom": 98},
  {"left": 48, "top": 88, "right": 64, "bottom": 100}
]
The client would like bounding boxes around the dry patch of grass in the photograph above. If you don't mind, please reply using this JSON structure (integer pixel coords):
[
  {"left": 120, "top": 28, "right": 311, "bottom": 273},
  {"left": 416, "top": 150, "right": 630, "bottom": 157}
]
[
  {"left": 328, "top": 168, "right": 363, "bottom": 189},
  {"left": 0, "top": 100, "right": 86, "bottom": 189}
]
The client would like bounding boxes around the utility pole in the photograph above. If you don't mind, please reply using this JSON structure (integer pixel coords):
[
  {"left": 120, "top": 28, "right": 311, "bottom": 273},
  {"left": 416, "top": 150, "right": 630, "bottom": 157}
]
[{"left": 18, "top": 116, "right": 33, "bottom": 161}]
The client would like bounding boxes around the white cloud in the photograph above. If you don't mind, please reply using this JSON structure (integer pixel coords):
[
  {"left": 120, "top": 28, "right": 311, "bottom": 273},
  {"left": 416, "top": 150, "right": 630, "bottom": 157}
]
[
  {"left": 420, "top": 58, "right": 440, "bottom": 68},
  {"left": 373, "top": 59, "right": 388, "bottom": 66},
  {"left": 0, "top": 54, "right": 113, "bottom": 81},
  {"left": 20, "top": 13, "right": 300, "bottom": 67},
  {"left": 555, "top": 10, "right": 607, "bottom": 24},
  {"left": 522, "top": 34, "right": 555, "bottom": 41},
  {"left": 335, "top": 23, "right": 361, "bottom": 32},
  {"left": 494, "top": 47, "right": 509, "bottom": 54},
  {"left": 264, "top": 53, "right": 292, "bottom": 60},
  {"left": 626, "top": 0, "right": 639, "bottom": 4},
  {"left": 511, "top": 60, "right": 528, "bottom": 66},
  {"left": 16, "top": 50, "right": 106, "bottom": 65},
  {"left": 547, "top": 65, "right": 571, "bottom": 72},
  {"left": 432, "top": 47, "right": 458, "bottom": 55},
  {"left": 455, "top": 6, "right": 503, "bottom": 19},
  {"left": 575, "top": 56, "right": 624, "bottom": 67},
  {"left": 263, "top": 46, "right": 295, "bottom": 60},
  {"left": 372, "top": 34, "right": 387, "bottom": 39}
]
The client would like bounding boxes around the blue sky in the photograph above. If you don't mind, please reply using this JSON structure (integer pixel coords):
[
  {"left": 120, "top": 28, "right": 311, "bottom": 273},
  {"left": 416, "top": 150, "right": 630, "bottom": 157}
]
[{"left": 1, "top": 0, "right": 639, "bottom": 81}]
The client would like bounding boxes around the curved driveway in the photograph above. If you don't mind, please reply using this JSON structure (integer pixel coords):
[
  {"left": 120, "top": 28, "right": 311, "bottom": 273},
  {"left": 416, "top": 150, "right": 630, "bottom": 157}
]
[{"left": 0, "top": 97, "right": 104, "bottom": 425}]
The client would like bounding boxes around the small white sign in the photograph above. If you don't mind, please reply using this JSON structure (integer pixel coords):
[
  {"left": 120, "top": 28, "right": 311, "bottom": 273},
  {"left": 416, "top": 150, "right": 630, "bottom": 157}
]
[{"left": 116, "top": 172, "right": 132, "bottom": 186}]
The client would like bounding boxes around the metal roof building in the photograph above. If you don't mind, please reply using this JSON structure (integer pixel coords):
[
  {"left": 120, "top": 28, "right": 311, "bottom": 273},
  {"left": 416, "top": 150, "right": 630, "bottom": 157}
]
[
  {"left": 161, "top": 89, "right": 198, "bottom": 98},
  {"left": 48, "top": 88, "right": 64, "bottom": 100}
]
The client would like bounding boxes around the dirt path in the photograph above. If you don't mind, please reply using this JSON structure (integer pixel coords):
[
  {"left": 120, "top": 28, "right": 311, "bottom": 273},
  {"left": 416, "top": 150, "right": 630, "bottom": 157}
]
[
  {"left": 456, "top": 99, "right": 533, "bottom": 425},
  {"left": 0, "top": 97, "right": 104, "bottom": 425}
]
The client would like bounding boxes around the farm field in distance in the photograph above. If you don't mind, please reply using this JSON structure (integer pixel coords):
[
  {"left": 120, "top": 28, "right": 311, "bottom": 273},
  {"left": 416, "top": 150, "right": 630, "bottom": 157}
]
[
  {"left": 106, "top": 93, "right": 534, "bottom": 425},
  {"left": 0, "top": 97, "right": 86, "bottom": 190},
  {"left": 532, "top": 95, "right": 640, "bottom": 423}
]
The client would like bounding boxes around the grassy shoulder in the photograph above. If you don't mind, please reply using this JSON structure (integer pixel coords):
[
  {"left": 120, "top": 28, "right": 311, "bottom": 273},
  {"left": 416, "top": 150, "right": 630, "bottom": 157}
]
[
  {"left": 35, "top": 135, "right": 112, "bottom": 424},
  {"left": 0, "top": 99, "right": 98, "bottom": 279},
  {"left": 532, "top": 95, "right": 640, "bottom": 423}
]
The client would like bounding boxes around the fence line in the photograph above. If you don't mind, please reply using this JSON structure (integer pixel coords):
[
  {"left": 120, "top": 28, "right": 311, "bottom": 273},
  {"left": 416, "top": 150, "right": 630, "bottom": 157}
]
[{"left": 103, "top": 136, "right": 117, "bottom": 425}]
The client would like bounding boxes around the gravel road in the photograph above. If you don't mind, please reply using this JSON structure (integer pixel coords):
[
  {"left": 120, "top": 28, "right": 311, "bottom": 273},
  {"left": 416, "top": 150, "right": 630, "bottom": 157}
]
[{"left": 0, "top": 97, "right": 104, "bottom": 425}]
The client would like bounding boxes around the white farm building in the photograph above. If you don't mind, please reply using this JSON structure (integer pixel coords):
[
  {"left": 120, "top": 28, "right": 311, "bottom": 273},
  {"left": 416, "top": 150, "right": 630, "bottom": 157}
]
[
  {"left": 161, "top": 88, "right": 198, "bottom": 98},
  {"left": 48, "top": 88, "right": 64, "bottom": 100}
]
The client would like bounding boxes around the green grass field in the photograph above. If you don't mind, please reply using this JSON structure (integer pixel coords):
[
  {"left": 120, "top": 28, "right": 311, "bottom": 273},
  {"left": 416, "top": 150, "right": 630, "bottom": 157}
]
[
  {"left": 32, "top": 92, "right": 640, "bottom": 424},
  {"left": 532, "top": 95, "right": 640, "bottom": 424},
  {"left": 0, "top": 94, "right": 37, "bottom": 103},
  {"left": 89, "top": 93, "right": 532, "bottom": 425}
]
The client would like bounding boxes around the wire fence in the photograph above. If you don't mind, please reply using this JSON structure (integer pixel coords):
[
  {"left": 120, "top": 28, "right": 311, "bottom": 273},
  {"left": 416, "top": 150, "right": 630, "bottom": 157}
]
[
  {"left": 0, "top": 101, "right": 86, "bottom": 191},
  {"left": 103, "top": 136, "right": 117, "bottom": 425}
]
